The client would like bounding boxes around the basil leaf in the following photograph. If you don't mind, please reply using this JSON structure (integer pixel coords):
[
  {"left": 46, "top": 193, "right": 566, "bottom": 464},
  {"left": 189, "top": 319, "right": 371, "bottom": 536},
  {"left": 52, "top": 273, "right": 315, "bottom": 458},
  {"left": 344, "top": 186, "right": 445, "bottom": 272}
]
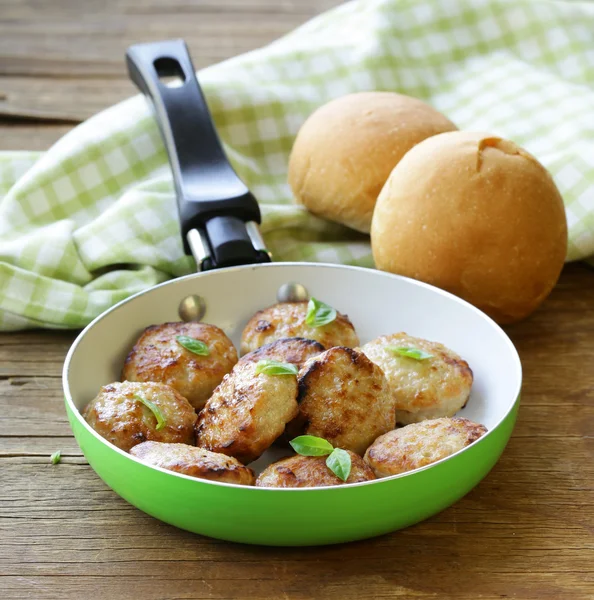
[
  {"left": 290, "top": 435, "right": 334, "bottom": 456},
  {"left": 50, "top": 451, "right": 61, "bottom": 465},
  {"left": 255, "top": 360, "right": 298, "bottom": 376},
  {"left": 176, "top": 335, "right": 210, "bottom": 356},
  {"left": 305, "top": 297, "right": 337, "bottom": 328},
  {"left": 326, "top": 448, "right": 352, "bottom": 482},
  {"left": 134, "top": 394, "right": 167, "bottom": 430},
  {"left": 387, "top": 346, "right": 434, "bottom": 361}
]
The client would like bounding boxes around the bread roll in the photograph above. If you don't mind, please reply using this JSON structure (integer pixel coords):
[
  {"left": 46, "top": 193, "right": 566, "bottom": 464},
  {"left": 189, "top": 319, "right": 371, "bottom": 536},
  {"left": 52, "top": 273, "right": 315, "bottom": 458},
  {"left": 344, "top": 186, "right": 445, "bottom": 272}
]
[
  {"left": 288, "top": 92, "right": 457, "bottom": 233},
  {"left": 371, "top": 131, "right": 568, "bottom": 323}
]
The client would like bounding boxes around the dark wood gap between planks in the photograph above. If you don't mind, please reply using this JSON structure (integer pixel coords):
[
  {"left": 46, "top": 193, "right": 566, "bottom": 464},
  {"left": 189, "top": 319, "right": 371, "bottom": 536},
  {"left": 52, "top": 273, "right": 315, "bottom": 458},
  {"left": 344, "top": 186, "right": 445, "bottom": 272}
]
[
  {"left": 0, "top": 69, "right": 127, "bottom": 79},
  {"left": 0, "top": 113, "right": 82, "bottom": 124},
  {"left": 0, "top": 375, "right": 63, "bottom": 381},
  {"left": 0, "top": 452, "right": 81, "bottom": 457},
  {"left": 0, "top": 435, "right": 74, "bottom": 438}
]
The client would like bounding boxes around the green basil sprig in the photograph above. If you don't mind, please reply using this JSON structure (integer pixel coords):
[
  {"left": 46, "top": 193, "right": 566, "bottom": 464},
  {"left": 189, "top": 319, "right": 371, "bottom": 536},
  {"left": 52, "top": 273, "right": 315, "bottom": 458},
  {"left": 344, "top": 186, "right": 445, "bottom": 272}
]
[
  {"left": 255, "top": 360, "right": 298, "bottom": 376},
  {"left": 50, "top": 450, "right": 61, "bottom": 465},
  {"left": 305, "top": 297, "right": 337, "bottom": 328},
  {"left": 134, "top": 394, "right": 167, "bottom": 430},
  {"left": 290, "top": 435, "right": 352, "bottom": 482},
  {"left": 176, "top": 335, "right": 210, "bottom": 356},
  {"left": 289, "top": 435, "right": 333, "bottom": 456},
  {"left": 387, "top": 346, "right": 434, "bottom": 361},
  {"left": 325, "top": 448, "right": 351, "bottom": 482}
]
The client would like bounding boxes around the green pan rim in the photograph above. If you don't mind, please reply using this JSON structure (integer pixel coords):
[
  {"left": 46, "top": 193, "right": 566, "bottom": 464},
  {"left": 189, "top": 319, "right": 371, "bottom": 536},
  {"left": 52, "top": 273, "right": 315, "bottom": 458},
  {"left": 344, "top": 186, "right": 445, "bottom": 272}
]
[{"left": 63, "top": 262, "right": 523, "bottom": 492}]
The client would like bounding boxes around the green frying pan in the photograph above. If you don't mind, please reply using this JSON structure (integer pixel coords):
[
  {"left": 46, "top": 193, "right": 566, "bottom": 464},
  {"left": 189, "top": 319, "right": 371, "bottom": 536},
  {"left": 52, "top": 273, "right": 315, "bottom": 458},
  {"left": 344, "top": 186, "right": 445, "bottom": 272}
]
[{"left": 62, "top": 41, "right": 522, "bottom": 546}]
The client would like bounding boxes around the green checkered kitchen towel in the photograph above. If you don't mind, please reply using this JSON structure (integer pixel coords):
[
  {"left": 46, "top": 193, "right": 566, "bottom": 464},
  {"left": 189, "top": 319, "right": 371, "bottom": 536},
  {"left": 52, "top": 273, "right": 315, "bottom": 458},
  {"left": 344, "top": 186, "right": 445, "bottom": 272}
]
[{"left": 1, "top": 0, "right": 594, "bottom": 331}]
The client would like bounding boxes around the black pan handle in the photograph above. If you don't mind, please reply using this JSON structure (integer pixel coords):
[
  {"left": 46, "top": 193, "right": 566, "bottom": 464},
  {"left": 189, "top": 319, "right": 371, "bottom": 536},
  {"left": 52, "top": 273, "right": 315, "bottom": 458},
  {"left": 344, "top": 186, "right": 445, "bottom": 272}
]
[{"left": 126, "top": 39, "right": 270, "bottom": 270}]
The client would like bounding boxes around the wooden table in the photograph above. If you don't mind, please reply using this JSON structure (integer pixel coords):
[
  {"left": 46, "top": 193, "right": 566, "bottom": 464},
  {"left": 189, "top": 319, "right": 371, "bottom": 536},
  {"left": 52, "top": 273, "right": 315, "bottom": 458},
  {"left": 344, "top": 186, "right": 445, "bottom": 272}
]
[{"left": 1, "top": 2, "right": 593, "bottom": 598}]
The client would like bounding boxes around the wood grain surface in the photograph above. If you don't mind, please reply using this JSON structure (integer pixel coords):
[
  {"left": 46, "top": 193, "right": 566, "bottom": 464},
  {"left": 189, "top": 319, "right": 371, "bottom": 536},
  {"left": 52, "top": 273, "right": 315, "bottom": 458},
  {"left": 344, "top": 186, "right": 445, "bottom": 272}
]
[{"left": 1, "top": 1, "right": 593, "bottom": 599}]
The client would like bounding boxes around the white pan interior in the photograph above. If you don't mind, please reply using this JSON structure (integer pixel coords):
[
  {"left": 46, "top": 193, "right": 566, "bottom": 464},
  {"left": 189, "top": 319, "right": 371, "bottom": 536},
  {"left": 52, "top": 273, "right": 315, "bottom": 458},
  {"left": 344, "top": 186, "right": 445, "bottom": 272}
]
[{"left": 64, "top": 263, "right": 522, "bottom": 470}]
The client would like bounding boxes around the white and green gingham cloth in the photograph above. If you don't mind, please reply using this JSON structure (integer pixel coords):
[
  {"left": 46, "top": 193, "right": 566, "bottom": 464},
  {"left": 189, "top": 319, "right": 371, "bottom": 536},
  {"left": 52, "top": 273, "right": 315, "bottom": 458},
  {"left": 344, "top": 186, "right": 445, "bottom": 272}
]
[{"left": 1, "top": 0, "right": 594, "bottom": 330}]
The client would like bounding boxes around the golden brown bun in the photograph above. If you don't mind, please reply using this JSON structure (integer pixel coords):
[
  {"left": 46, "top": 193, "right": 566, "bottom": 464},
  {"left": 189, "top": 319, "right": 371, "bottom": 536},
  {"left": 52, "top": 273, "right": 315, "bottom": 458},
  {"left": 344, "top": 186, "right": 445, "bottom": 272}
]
[
  {"left": 288, "top": 92, "right": 457, "bottom": 233},
  {"left": 371, "top": 132, "right": 568, "bottom": 323}
]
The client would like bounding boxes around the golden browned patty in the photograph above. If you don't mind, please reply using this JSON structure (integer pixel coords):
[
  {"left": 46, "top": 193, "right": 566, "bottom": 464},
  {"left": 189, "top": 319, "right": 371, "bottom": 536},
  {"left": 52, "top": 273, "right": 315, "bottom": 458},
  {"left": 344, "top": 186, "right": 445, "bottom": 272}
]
[
  {"left": 256, "top": 451, "right": 376, "bottom": 488},
  {"left": 360, "top": 333, "right": 473, "bottom": 424},
  {"left": 240, "top": 302, "right": 359, "bottom": 355},
  {"left": 239, "top": 337, "right": 325, "bottom": 371},
  {"left": 291, "top": 346, "right": 396, "bottom": 455},
  {"left": 130, "top": 441, "right": 255, "bottom": 485},
  {"left": 83, "top": 381, "right": 197, "bottom": 452},
  {"left": 122, "top": 321, "right": 238, "bottom": 411},
  {"left": 364, "top": 417, "right": 487, "bottom": 477},
  {"left": 195, "top": 360, "right": 299, "bottom": 464}
]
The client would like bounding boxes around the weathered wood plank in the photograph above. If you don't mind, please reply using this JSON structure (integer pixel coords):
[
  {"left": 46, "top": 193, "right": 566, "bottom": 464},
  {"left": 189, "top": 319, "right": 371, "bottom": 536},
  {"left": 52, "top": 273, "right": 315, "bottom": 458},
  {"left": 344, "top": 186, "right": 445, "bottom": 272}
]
[
  {"left": 0, "top": 463, "right": 592, "bottom": 599},
  {"left": 0, "top": 77, "right": 133, "bottom": 121},
  {"left": 0, "top": 331, "right": 76, "bottom": 378},
  {"left": 0, "top": 0, "right": 344, "bottom": 126},
  {"left": 0, "top": 0, "right": 342, "bottom": 78},
  {"left": 0, "top": 436, "right": 81, "bottom": 455},
  {"left": 0, "top": 123, "right": 73, "bottom": 151},
  {"left": 1, "top": 577, "right": 590, "bottom": 600}
]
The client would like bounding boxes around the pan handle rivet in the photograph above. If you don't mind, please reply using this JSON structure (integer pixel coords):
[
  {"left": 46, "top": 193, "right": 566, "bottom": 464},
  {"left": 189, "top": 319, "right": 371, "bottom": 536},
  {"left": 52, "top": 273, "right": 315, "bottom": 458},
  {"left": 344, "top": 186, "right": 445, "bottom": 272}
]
[
  {"left": 277, "top": 283, "right": 309, "bottom": 303},
  {"left": 179, "top": 294, "right": 206, "bottom": 322}
]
